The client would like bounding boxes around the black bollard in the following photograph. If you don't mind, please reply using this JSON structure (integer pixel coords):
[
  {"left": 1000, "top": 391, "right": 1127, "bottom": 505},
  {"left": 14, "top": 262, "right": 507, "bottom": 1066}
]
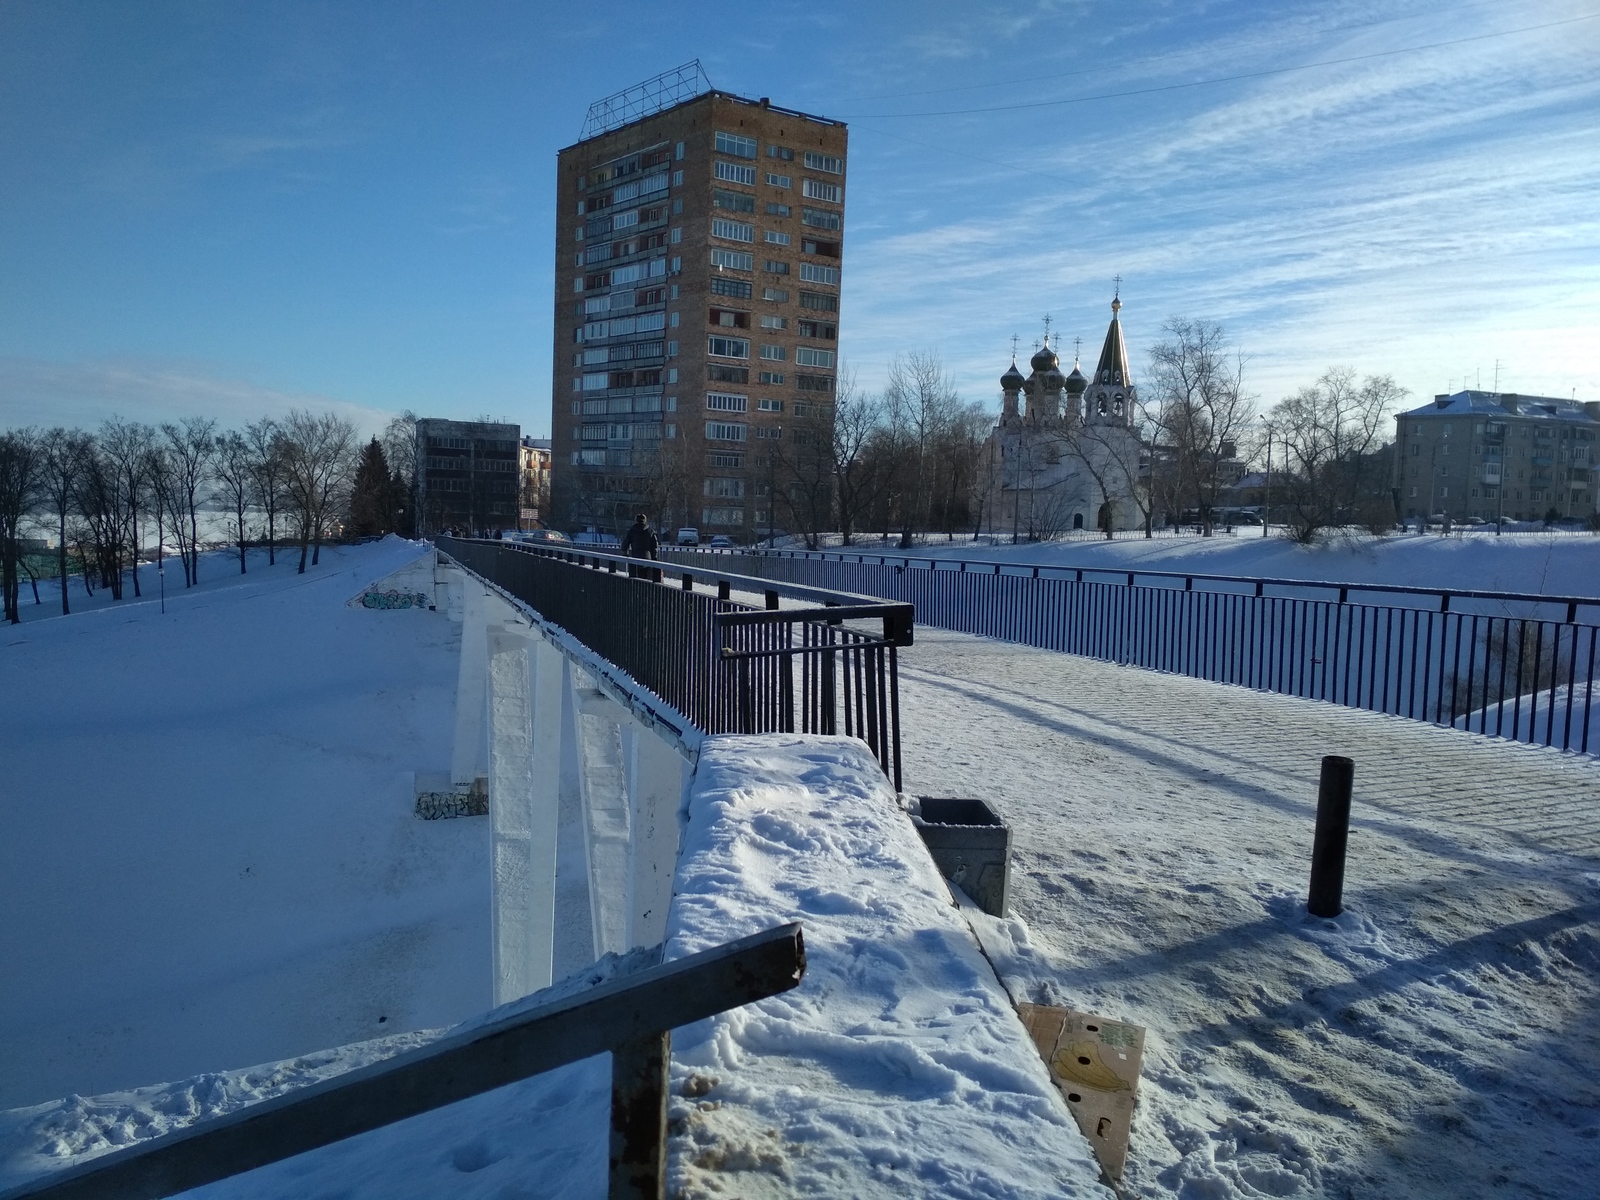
[{"left": 1308, "top": 755, "right": 1354, "bottom": 917}]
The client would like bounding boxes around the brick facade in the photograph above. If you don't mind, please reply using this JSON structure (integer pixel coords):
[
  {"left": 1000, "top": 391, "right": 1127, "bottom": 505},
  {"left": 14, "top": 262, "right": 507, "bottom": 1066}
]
[{"left": 552, "top": 92, "right": 846, "bottom": 540}]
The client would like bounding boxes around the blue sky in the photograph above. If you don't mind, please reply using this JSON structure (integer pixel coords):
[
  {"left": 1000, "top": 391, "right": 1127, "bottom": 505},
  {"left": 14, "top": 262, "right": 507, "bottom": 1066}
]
[{"left": 3, "top": 0, "right": 1597, "bottom": 438}]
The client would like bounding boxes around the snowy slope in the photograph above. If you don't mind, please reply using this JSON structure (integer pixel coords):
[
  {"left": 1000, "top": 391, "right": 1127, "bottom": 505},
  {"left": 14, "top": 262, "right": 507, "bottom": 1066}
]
[
  {"left": 663, "top": 734, "right": 1109, "bottom": 1200},
  {"left": 0, "top": 538, "right": 488, "bottom": 1109}
]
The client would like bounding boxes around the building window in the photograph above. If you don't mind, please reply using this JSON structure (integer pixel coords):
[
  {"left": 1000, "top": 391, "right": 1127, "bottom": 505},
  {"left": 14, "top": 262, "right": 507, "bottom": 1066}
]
[
  {"left": 798, "top": 291, "right": 838, "bottom": 312},
  {"left": 708, "top": 335, "right": 749, "bottom": 359},
  {"left": 704, "top": 477, "right": 745, "bottom": 498},
  {"left": 760, "top": 344, "right": 786, "bottom": 361},
  {"left": 795, "top": 347, "right": 834, "bottom": 368},
  {"left": 712, "top": 218, "right": 754, "bottom": 243},
  {"left": 759, "top": 370, "right": 785, "bottom": 385},
  {"left": 709, "top": 307, "right": 750, "bottom": 329},
  {"left": 804, "top": 151, "right": 843, "bottom": 174},
  {"left": 706, "top": 422, "right": 748, "bottom": 442},
  {"left": 710, "top": 277, "right": 752, "bottom": 298},
  {"left": 706, "top": 392, "right": 748, "bottom": 412},
  {"left": 799, "top": 263, "right": 839, "bottom": 285},
  {"left": 802, "top": 237, "right": 840, "bottom": 257},
  {"left": 802, "top": 180, "right": 842, "bottom": 203},
  {"left": 715, "top": 131, "right": 758, "bottom": 159},
  {"left": 763, "top": 287, "right": 789, "bottom": 302},
  {"left": 702, "top": 506, "right": 745, "bottom": 526},
  {"left": 760, "top": 315, "right": 787, "bottom": 329},
  {"left": 765, "top": 172, "right": 791, "bottom": 188},
  {"left": 582, "top": 373, "right": 609, "bottom": 391},
  {"left": 764, "top": 259, "right": 790, "bottom": 275},
  {"left": 715, "top": 161, "right": 756, "bottom": 186},
  {"left": 766, "top": 202, "right": 791, "bottom": 216},
  {"left": 708, "top": 451, "right": 744, "bottom": 468},
  {"left": 758, "top": 398, "right": 783, "bottom": 412},
  {"left": 796, "top": 374, "right": 834, "bottom": 392},
  {"left": 755, "top": 426, "right": 782, "bottom": 440},
  {"left": 767, "top": 145, "right": 794, "bottom": 161},
  {"left": 765, "top": 230, "right": 791, "bottom": 245},
  {"left": 708, "top": 364, "right": 749, "bottom": 383},
  {"left": 797, "top": 319, "right": 835, "bottom": 339},
  {"left": 710, "top": 248, "right": 753, "bottom": 271},
  {"left": 713, "top": 189, "right": 756, "bottom": 213}
]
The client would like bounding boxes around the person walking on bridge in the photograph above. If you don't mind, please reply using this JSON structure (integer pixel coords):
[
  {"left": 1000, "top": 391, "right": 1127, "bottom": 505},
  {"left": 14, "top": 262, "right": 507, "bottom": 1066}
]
[{"left": 621, "top": 512, "right": 660, "bottom": 580}]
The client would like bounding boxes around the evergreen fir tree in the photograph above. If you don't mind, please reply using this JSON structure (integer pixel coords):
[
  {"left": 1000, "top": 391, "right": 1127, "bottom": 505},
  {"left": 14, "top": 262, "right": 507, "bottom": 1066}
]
[{"left": 350, "top": 438, "right": 392, "bottom": 536}]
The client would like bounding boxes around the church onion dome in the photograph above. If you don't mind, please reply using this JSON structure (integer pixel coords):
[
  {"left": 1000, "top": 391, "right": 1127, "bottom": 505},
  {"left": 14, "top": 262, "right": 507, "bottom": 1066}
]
[
  {"left": 1001, "top": 360, "right": 1026, "bottom": 390},
  {"left": 1030, "top": 339, "right": 1059, "bottom": 374},
  {"left": 1064, "top": 362, "right": 1088, "bottom": 394}
]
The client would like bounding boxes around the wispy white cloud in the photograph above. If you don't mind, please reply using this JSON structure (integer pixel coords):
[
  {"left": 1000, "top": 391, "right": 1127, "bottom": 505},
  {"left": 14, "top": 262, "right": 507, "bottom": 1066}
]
[{"left": 0, "top": 356, "right": 396, "bottom": 435}]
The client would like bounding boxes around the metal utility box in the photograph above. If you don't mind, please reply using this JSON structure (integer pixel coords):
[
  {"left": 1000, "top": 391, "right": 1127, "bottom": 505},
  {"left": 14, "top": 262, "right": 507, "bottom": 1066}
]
[{"left": 912, "top": 797, "right": 1011, "bottom": 917}]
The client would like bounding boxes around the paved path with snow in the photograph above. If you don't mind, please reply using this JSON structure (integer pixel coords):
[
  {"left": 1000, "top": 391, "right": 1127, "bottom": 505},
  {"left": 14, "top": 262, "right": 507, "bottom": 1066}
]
[{"left": 895, "top": 629, "right": 1600, "bottom": 1199}]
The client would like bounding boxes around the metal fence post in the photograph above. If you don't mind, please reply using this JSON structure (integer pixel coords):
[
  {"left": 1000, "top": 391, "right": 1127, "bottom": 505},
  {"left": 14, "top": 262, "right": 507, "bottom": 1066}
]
[
  {"left": 609, "top": 1030, "right": 670, "bottom": 1200},
  {"left": 1308, "top": 755, "right": 1354, "bottom": 917}
]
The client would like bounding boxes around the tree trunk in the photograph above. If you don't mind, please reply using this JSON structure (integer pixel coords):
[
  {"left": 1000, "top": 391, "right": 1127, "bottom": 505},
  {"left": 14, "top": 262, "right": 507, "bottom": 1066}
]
[{"left": 57, "top": 510, "right": 69, "bottom": 615}]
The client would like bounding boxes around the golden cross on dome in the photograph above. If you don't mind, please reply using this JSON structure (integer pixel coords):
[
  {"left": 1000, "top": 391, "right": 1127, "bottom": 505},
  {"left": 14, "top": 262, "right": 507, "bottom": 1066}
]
[
  {"left": 1112, "top": 275, "right": 1122, "bottom": 298},
  {"left": 1042, "top": 313, "right": 1053, "bottom": 343}
]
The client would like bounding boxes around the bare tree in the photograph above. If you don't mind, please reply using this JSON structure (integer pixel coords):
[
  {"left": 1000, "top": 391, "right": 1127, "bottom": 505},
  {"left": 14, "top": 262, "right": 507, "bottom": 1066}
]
[
  {"left": 830, "top": 376, "right": 885, "bottom": 547},
  {"left": 212, "top": 431, "right": 255, "bottom": 573},
  {"left": 73, "top": 436, "right": 131, "bottom": 598},
  {"left": 1270, "top": 368, "right": 1407, "bottom": 542},
  {"left": 39, "top": 428, "right": 91, "bottom": 614},
  {"left": 100, "top": 420, "right": 154, "bottom": 597},
  {"left": 281, "top": 410, "right": 358, "bottom": 573},
  {"left": 1146, "top": 318, "right": 1256, "bottom": 535},
  {"left": 883, "top": 351, "right": 961, "bottom": 546},
  {"left": 160, "top": 417, "right": 216, "bottom": 586},
  {"left": 243, "top": 418, "right": 288, "bottom": 565},
  {"left": 0, "top": 428, "right": 42, "bottom": 624}
]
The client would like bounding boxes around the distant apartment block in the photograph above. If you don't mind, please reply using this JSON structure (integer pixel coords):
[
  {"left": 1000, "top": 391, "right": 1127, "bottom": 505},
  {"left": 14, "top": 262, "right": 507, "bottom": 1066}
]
[
  {"left": 1394, "top": 391, "right": 1599, "bottom": 522},
  {"left": 413, "top": 418, "right": 522, "bottom": 536},
  {"left": 519, "top": 436, "right": 552, "bottom": 527},
  {"left": 550, "top": 71, "right": 846, "bottom": 538}
]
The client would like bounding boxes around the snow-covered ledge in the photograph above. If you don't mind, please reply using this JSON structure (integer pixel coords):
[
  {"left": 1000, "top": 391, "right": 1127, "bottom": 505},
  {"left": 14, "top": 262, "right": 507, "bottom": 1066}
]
[{"left": 664, "top": 734, "right": 1111, "bottom": 1198}]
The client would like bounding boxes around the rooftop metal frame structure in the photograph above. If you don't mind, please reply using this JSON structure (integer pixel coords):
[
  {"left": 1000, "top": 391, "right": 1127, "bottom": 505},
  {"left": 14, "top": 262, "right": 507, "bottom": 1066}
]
[{"left": 580, "top": 60, "right": 713, "bottom": 141}]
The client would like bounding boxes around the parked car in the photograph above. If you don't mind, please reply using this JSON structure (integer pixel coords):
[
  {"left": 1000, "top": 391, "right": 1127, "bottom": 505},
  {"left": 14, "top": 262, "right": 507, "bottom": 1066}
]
[
  {"left": 676, "top": 527, "right": 700, "bottom": 546},
  {"left": 709, "top": 535, "right": 735, "bottom": 548},
  {"left": 573, "top": 530, "right": 621, "bottom": 548},
  {"left": 513, "top": 529, "right": 570, "bottom": 545}
]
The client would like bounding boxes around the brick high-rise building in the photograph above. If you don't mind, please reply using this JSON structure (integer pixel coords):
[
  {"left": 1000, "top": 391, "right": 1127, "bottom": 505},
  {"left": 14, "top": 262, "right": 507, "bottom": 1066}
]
[{"left": 551, "top": 72, "right": 846, "bottom": 540}]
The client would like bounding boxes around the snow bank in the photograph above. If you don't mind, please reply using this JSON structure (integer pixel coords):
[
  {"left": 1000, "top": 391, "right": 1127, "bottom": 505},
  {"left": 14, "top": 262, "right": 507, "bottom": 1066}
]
[
  {"left": 840, "top": 530, "right": 1600, "bottom": 598},
  {"left": 663, "top": 734, "right": 1110, "bottom": 1199},
  {"left": 0, "top": 538, "right": 486, "bottom": 1110}
]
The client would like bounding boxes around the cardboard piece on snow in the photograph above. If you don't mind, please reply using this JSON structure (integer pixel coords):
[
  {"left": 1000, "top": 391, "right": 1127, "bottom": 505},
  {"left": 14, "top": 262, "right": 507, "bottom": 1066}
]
[{"left": 1017, "top": 1003, "right": 1144, "bottom": 1182}]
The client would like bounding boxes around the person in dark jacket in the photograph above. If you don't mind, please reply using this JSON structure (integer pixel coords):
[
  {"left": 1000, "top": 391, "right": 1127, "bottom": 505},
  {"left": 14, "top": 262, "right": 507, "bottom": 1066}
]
[{"left": 621, "top": 513, "right": 659, "bottom": 578}]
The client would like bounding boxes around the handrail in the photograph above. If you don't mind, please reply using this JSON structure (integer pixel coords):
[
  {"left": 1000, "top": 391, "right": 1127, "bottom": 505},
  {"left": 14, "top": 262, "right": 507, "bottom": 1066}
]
[
  {"left": 677, "top": 546, "right": 1600, "bottom": 617},
  {"left": 3, "top": 924, "right": 806, "bottom": 1200},
  {"left": 494, "top": 539, "right": 914, "bottom": 645}
]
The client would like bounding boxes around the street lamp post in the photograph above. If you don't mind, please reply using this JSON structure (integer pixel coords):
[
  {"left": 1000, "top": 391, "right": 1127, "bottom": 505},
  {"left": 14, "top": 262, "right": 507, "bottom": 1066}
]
[{"left": 1262, "top": 424, "right": 1272, "bottom": 537}]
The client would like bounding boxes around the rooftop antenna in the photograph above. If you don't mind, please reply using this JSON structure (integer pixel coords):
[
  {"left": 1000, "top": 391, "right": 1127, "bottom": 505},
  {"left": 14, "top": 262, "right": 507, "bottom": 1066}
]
[
  {"left": 1494, "top": 359, "right": 1503, "bottom": 392},
  {"left": 580, "top": 60, "right": 713, "bottom": 139}
]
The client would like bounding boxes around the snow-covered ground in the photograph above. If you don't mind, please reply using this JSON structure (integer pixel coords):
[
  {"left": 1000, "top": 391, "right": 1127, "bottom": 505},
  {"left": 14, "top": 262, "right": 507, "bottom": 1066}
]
[
  {"left": 0, "top": 538, "right": 487, "bottom": 1109},
  {"left": 896, "top": 627, "right": 1600, "bottom": 1198},
  {"left": 8, "top": 536, "right": 1599, "bottom": 1199},
  {"left": 782, "top": 529, "right": 1600, "bottom": 599}
]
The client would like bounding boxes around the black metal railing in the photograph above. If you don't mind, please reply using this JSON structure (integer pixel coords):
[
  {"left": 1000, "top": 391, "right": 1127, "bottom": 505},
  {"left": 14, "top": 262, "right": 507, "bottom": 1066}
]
[
  {"left": 665, "top": 548, "right": 1600, "bottom": 755},
  {"left": 439, "top": 538, "right": 912, "bottom": 788}
]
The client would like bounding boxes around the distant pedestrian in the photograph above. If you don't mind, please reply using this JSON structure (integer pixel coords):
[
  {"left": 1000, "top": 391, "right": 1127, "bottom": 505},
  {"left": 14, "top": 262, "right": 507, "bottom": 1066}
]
[{"left": 621, "top": 513, "right": 659, "bottom": 579}]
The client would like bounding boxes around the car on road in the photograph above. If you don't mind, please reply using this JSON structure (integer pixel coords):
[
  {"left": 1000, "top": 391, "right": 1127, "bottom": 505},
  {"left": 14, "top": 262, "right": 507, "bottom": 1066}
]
[
  {"left": 709, "top": 535, "right": 735, "bottom": 548},
  {"left": 512, "top": 529, "right": 571, "bottom": 545},
  {"left": 676, "top": 527, "right": 700, "bottom": 546}
]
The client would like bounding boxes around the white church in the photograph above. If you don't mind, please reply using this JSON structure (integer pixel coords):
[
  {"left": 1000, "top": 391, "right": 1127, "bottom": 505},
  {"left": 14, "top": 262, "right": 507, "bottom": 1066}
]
[{"left": 985, "top": 295, "right": 1148, "bottom": 538}]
